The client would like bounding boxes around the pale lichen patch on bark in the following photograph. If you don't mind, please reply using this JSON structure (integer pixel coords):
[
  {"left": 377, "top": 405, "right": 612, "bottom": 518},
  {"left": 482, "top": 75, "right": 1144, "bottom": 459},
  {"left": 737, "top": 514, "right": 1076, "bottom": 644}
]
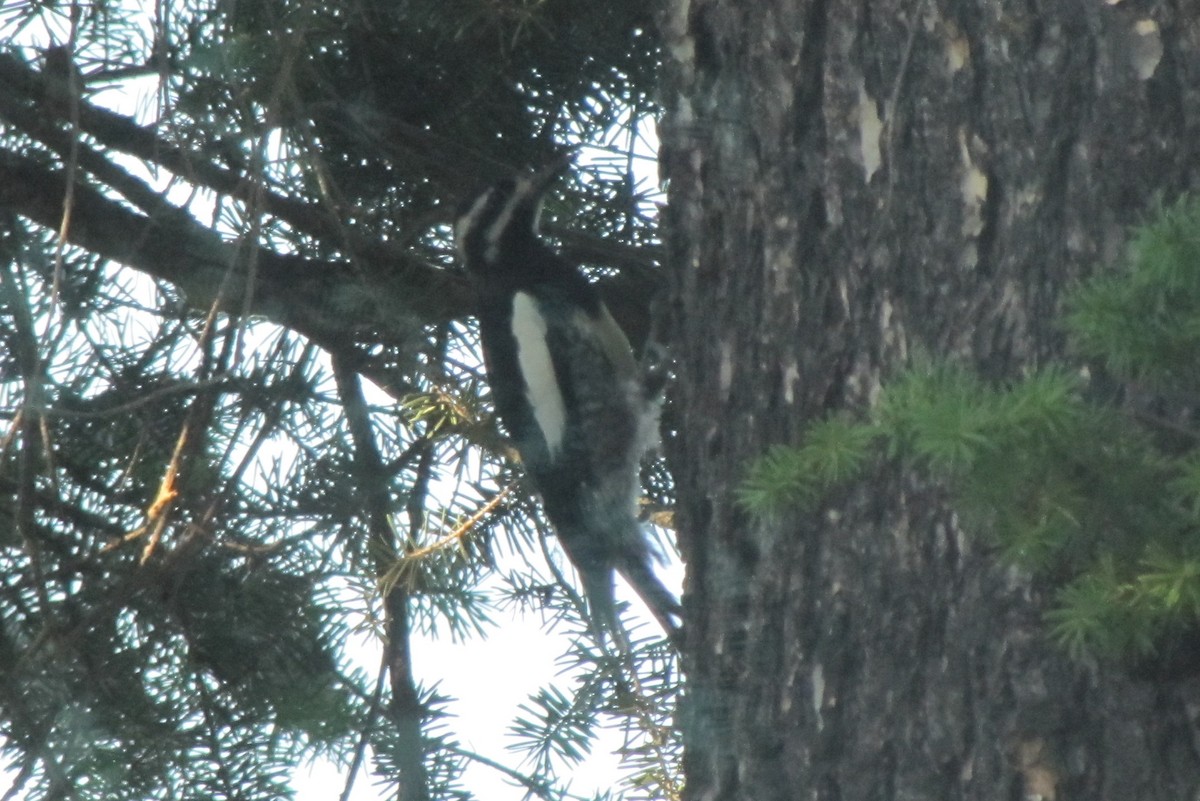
[
  {"left": 957, "top": 129, "right": 989, "bottom": 270},
  {"left": 957, "top": 129, "right": 988, "bottom": 236},
  {"left": 811, "top": 662, "right": 826, "bottom": 731},
  {"left": 1131, "top": 19, "right": 1162, "bottom": 80},
  {"left": 945, "top": 20, "right": 970, "bottom": 73},
  {"left": 857, "top": 80, "right": 883, "bottom": 183},
  {"left": 782, "top": 358, "right": 800, "bottom": 405},
  {"left": 768, "top": 216, "right": 795, "bottom": 298},
  {"left": 661, "top": 0, "right": 694, "bottom": 68},
  {"left": 1014, "top": 738, "right": 1059, "bottom": 801},
  {"left": 879, "top": 293, "right": 907, "bottom": 364},
  {"left": 718, "top": 338, "right": 734, "bottom": 398}
]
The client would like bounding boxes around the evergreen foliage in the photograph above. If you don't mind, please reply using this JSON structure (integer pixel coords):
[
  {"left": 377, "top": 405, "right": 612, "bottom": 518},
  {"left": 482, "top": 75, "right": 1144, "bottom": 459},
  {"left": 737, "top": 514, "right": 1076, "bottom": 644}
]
[
  {"left": 0, "top": 1, "right": 677, "bottom": 799},
  {"left": 743, "top": 195, "right": 1200, "bottom": 667}
]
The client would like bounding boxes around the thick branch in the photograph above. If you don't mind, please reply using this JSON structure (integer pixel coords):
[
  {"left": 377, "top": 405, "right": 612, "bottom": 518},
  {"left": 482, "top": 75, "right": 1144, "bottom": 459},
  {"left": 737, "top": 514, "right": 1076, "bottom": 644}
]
[
  {"left": 0, "top": 153, "right": 472, "bottom": 345},
  {"left": 0, "top": 51, "right": 426, "bottom": 268},
  {"left": 0, "top": 50, "right": 663, "bottom": 355},
  {"left": 333, "top": 355, "right": 430, "bottom": 801}
]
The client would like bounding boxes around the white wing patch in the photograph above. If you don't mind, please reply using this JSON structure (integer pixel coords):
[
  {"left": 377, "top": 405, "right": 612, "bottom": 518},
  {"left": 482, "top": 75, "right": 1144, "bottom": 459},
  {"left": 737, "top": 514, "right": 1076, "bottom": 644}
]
[{"left": 511, "top": 292, "right": 567, "bottom": 456}]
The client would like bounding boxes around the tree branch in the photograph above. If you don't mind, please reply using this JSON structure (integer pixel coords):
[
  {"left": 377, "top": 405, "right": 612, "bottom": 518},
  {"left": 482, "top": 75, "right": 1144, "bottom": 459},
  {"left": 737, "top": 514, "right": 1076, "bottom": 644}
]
[
  {"left": 333, "top": 353, "right": 430, "bottom": 801},
  {"left": 0, "top": 50, "right": 662, "bottom": 360},
  {"left": 0, "top": 51, "right": 433, "bottom": 266},
  {"left": 0, "top": 152, "right": 472, "bottom": 343}
]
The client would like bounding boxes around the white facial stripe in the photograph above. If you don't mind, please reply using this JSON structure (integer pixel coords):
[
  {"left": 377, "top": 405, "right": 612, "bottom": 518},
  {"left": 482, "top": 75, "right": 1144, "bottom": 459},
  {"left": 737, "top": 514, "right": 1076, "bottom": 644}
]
[
  {"left": 455, "top": 191, "right": 494, "bottom": 261},
  {"left": 483, "top": 198, "right": 516, "bottom": 264},
  {"left": 456, "top": 175, "right": 544, "bottom": 265},
  {"left": 482, "top": 175, "right": 538, "bottom": 263},
  {"left": 511, "top": 292, "right": 566, "bottom": 456}
]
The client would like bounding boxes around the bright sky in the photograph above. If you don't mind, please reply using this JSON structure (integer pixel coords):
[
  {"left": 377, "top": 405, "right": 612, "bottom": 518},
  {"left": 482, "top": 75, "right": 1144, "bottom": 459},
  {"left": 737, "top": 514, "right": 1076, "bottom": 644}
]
[
  {"left": 289, "top": 581, "right": 678, "bottom": 801},
  {"left": 290, "top": 614, "right": 600, "bottom": 801}
]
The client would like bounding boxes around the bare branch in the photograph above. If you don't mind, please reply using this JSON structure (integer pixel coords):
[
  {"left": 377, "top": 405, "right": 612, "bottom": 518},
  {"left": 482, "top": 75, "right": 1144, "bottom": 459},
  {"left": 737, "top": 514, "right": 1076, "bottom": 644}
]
[{"left": 0, "top": 152, "right": 473, "bottom": 343}]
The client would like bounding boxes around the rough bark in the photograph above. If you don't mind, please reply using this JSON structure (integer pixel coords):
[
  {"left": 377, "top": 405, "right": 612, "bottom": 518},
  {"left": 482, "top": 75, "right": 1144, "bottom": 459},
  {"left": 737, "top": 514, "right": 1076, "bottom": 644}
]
[{"left": 658, "top": 1, "right": 1200, "bottom": 799}]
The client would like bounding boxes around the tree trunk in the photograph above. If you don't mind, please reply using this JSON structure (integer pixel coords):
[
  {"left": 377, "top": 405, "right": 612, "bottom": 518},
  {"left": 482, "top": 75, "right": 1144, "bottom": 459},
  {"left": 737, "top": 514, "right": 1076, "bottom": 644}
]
[{"left": 657, "top": 1, "right": 1200, "bottom": 798}]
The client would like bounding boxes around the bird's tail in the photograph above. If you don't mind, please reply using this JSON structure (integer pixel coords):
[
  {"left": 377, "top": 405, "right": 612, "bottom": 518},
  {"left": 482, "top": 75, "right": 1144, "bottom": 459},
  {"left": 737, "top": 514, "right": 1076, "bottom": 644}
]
[
  {"left": 575, "top": 559, "right": 620, "bottom": 638},
  {"left": 557, "top": 517, "right": 680, "bottom": 643},
  {"left": 616, "top": 552, "right": 681, "bottom": 643}
]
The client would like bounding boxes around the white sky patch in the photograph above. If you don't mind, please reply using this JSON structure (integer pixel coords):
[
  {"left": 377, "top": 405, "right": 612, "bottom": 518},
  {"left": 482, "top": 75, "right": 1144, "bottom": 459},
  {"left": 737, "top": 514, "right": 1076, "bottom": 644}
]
[{"left": 511, "top": 292, "right": 567, "bottom": 456}]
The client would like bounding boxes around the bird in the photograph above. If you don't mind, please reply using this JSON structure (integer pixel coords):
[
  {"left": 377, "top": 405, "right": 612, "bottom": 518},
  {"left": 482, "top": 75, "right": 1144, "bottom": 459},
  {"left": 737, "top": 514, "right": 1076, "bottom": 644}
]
[{"left": 454, "top": 159, "right": 680, "bottom": 641}]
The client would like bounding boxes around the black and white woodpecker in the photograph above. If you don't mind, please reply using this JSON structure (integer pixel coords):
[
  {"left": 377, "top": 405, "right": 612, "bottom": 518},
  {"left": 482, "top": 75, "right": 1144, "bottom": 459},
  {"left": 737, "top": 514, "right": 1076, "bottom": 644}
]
[{"left": 454, "top": 160, "right": 680, "bottom": 640}]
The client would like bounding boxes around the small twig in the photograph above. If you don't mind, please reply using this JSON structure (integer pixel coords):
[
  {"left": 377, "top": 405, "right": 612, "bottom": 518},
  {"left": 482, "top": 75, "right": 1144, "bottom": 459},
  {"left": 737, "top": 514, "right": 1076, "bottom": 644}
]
[
  {"left": 115, "top": 423, "right": 185, "bottom": 562},
  {"left": 607, "top": 627, "right": 682, "bottom": 801},
  {"left": 50, "top": 7, "right": 83, "bottom": 304},
  {"left": 445, "top": 745, "right": 561, "bottom": 801},
  {"left": 333, "top": 355, "right": 430, "bottom": 801},
  {"left": 338, "top": 649, "right": 390, "bottom": 801},
  {"left": 123, "top": 281, "right": 230, "bottom": 562},
  {"left": 30, "top": 378, "right": 234, "bottom": 420},
  {"left": 403, "top": 482, "right": 516, "bottom": 562}
]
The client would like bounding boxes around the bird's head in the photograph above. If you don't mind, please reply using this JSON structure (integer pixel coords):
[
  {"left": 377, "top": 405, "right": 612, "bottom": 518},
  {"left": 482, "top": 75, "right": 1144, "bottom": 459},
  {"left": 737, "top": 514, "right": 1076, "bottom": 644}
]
[{"left": 454, "top": 156, "right": 571, "bottom": 273}]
